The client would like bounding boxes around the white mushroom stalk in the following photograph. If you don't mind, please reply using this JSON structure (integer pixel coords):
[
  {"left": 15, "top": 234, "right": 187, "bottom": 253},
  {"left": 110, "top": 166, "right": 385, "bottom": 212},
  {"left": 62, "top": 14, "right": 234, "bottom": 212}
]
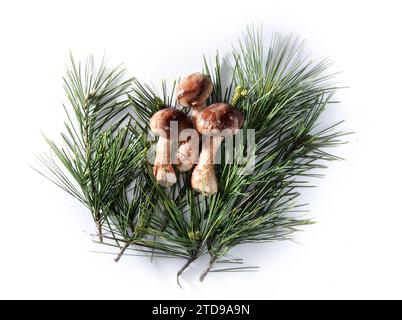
[
  {"left": 188, "top": 102, "right": 206, "bottom": 123},
  {"left": 191, "top": 135, "right": 223, "bottom": 194},
  {"left": 153, "top": 136, "right": 177, "bottom": 187}
]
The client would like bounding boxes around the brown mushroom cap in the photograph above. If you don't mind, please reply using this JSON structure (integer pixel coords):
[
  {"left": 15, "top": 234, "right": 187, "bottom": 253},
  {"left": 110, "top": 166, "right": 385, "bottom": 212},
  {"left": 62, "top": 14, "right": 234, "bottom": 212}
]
[
  {"left": 150, "top": 108, "right": 193, "bottom": 138},
  {"left": 176, "top": 73, "right": 213, "bottom": 107},
  {"left": 195, "top": 103, "right": 244, "bottom": 136}
]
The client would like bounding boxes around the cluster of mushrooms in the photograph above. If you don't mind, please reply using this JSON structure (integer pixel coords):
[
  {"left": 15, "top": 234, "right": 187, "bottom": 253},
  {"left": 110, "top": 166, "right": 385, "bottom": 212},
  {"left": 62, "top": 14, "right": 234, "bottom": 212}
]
[{"left": 150, "top": 73, "right": 244, "bottom": 195}]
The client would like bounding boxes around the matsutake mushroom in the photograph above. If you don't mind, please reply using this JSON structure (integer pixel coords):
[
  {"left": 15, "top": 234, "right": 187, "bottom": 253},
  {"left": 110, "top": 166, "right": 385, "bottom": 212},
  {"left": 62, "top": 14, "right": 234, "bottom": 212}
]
[
  {"left": 191, "top": 103, "right": 244, "bottom": 195},
  {"left": 175, "top": 73, "right": 213, "bottom": 172},
  {"left": 150, "top": 108, "right": 192, "bottom": 186},
  {"left": 176, "top": 72, "right": 213, "bottom": 122}
]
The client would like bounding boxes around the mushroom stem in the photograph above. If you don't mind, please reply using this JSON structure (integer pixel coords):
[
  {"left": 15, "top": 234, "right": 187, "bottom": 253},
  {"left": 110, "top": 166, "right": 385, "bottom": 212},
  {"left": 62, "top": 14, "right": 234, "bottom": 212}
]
[
  {"left": 191, "top": 135, "right": 223, "bottom": 195},
  {"left": 176, "top": 128, "right": 200, "bottom": 173},
  {"left": 199, "top": 135, "right": 223, "bottom": 166},
  {"left": 175, "top": 104, "right": 205, "bottom": 172},
  {"left": 190, "top": 105, "right": 205, "bottom": 123},
  {"left": 153, "top": 136, "right": 177, "bottom": 187}
]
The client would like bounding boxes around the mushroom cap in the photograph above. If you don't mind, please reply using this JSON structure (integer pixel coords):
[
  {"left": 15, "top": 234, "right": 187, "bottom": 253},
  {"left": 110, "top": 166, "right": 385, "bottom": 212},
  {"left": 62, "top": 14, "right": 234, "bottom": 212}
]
[
  {"left": 195, "top": 103, "right": 244, "bottom": 136},
  {"left": 150, "top": 108, "right": 193, "bottom": 138},
  {"left": 176, "top": 73, "right": 213, "bottom": 107}
]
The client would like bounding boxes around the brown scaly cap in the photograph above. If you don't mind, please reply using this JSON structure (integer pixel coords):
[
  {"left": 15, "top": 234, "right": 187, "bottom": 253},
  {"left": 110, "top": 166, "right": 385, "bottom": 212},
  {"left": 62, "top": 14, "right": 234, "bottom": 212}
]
[
  {"left": 176, "top": 73, "right": 213, "bottom": 107},
  {"left": 195, "top": 103, "right": 244, "bottom": 136},
  {"left": 150, "top": 108, "right": 193, "bottom": 138}
]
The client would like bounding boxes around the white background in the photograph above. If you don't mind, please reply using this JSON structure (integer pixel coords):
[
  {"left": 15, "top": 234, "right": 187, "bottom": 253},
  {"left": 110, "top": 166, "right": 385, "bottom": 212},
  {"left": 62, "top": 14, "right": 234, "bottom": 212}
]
[{"left": 0, "top": 0, "right": 401, "bottom": 299}]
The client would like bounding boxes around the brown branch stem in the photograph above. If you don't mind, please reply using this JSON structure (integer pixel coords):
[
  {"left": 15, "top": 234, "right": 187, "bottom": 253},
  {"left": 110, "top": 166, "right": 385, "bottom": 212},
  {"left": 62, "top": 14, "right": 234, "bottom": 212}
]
[
  {"left": 96, "top": 218, "right": 103, "bottom": 243},
  {"left": 176, "top": 257, "right": 196, "bottom": 288},
  {"left": 114, "top": 242, "right": 130, "bottom": 262},
  {"left": 199, "top": 255, "right": 218, "bottom": 282}
]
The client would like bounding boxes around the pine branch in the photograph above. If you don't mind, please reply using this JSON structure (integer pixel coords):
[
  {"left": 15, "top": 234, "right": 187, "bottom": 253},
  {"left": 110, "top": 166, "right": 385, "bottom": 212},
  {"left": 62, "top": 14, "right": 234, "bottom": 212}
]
[
  {"left": 34, "top": 27, "right": 348, "bottom": 282},
  {"left": 122, "top": 27, "right": 348, "bottom": 278},
  {"left": 34, "top": 55, "right": 138, "bottom": 242}
]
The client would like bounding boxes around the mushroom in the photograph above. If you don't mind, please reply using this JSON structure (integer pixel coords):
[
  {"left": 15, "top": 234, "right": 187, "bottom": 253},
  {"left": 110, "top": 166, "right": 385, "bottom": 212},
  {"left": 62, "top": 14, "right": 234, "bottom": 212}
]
[
  {"left": 176, "top": 72, "right": 213, "bottom": 121},
  {"left": 176, "top": 130, "right": 199, "bottom": 172},
  {"left": 150, "top": 108, "right": 192, "bottom": 187},
  {"left": 191, "top": 103, "right": 244, "bottom": 195},
  {"left": 175, "top": 73, "right": 213, "bottom": 172}
]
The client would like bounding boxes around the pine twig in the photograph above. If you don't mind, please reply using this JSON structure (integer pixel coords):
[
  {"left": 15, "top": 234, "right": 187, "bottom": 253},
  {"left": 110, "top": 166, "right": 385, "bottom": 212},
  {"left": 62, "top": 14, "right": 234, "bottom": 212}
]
[
  {"left": 96, "top": 219, "right": 103, "bottom": 243},
  {"left": 114, "top": 242, "right": 130, "bottom": 262},
  {"left": 199, "top": 255, "right": 218, "bottom": 282},
  {"left": 176, "top": 257, "right": 196, "bottom": 288}
]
